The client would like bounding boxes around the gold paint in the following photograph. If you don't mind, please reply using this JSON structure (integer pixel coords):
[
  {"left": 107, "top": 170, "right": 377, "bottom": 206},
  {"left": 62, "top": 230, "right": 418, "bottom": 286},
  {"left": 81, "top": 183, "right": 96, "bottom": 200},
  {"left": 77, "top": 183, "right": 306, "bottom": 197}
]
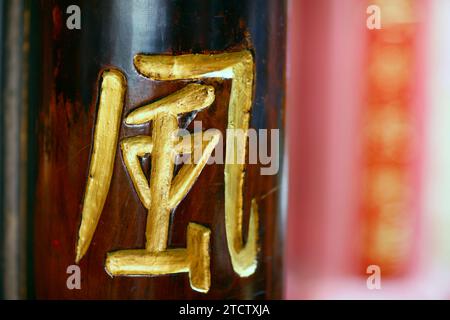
[
  {"left": 169, "top": 130, "right": 220, "bottom": 209},
  {"left": 76, "top": 70, "right": 126, "bottom": 263},
  {"left": 106, "top": 223, "right": 211, "bottom": 293},
  {"left": 123, "top": 83, "right": 216, "bottom": 252},
  {"left": 77, "top": 50, "right": 258, "bottom": 293},
  {"left": 134, "top": 50, "right": 259, "bottom": 277},
  {"left": 125, "top": 83, "right": 215, "bottom": 125},
  {"left": 109, "top": 83, "right": 218, "bottom": 293},
  {"left": 120, "top": 136, "right": 153, "bottom": 209}
]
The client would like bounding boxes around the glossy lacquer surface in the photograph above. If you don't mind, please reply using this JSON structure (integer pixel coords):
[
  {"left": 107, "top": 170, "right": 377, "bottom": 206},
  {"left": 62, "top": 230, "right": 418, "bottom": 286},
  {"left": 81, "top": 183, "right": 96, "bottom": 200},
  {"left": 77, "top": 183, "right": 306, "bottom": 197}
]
[{"left": 34, "top": 0, "right": 286, "bottom": 299}]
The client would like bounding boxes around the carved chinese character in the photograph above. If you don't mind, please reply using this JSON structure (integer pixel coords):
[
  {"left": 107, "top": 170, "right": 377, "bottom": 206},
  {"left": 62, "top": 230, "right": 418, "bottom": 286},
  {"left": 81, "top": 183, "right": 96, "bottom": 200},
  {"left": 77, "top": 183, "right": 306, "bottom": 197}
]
[{"left": 75, "top": 50, "right": 258, "bottom": 293}]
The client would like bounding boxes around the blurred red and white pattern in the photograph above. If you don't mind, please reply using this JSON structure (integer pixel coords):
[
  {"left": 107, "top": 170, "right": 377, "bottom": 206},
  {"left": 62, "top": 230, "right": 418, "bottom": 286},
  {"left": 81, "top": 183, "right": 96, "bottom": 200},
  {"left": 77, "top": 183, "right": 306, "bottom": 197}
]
[{"left": 285, "top": 0, "right": 450, "bottom": 299}]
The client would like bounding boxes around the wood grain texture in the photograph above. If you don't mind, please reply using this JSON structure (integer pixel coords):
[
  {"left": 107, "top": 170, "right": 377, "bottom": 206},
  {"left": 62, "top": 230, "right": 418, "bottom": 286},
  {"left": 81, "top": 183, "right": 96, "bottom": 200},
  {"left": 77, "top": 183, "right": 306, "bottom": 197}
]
[{"left": 33, "top": 0, "right": 286, "bottom": 299}]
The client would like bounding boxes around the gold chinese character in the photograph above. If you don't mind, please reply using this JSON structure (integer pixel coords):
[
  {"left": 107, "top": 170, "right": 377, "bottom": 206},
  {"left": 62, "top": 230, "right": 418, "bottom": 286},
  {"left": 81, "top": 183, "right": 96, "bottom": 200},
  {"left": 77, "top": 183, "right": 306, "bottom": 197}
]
[{"left": 75, "top": 50, "right": 258, "bottom": 293}]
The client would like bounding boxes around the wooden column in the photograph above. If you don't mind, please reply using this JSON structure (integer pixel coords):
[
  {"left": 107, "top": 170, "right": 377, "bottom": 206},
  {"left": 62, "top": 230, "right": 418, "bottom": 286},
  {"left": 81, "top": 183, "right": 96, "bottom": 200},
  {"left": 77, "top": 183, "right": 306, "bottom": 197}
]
[{"left": 33, "top": 0, "right": 286, "bottom": 299}]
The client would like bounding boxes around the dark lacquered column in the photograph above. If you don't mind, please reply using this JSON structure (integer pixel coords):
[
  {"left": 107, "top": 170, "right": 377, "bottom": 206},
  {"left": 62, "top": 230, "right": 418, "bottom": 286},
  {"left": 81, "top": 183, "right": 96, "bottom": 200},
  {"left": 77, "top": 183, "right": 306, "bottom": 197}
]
[{"left": 33, "top": 0, "right": 286, "bottom": 299}]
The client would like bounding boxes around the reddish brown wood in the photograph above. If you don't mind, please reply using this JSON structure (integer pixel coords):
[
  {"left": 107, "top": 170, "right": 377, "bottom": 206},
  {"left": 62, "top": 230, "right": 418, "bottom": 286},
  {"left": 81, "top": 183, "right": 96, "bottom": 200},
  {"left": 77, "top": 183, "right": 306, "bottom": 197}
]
[{"left": 34, "top": 0, "right": 286, "bottom": 299}]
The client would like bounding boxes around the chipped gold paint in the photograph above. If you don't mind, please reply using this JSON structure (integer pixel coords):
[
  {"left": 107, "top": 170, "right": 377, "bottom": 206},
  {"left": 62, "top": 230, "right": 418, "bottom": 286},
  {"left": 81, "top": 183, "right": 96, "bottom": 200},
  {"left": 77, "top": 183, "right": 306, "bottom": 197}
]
[
  {"left": 76, "top": 69, "right": 126, "bottom": 263},
  {"left": 76, "top": 50, "right": 258, "bottom": 293}
]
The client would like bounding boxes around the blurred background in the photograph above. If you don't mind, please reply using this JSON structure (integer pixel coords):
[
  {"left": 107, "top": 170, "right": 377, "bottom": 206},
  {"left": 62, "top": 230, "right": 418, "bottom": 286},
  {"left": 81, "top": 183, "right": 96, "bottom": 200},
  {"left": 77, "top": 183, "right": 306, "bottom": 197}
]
[{"left": 286, "top": 0, "right": 450, "bottom": 299}]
